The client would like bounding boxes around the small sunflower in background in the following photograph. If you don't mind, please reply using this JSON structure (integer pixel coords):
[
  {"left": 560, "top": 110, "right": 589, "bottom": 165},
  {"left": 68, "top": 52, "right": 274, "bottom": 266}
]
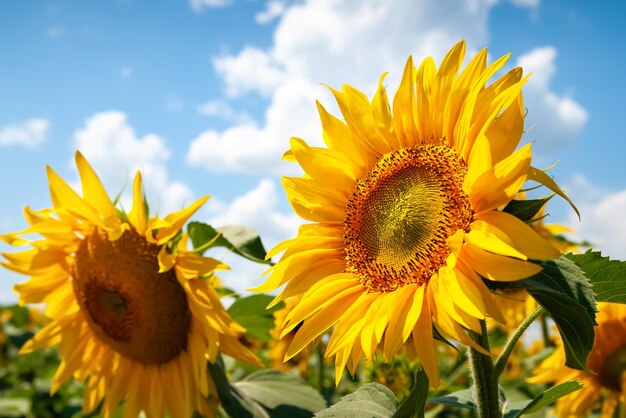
[
  {"left": 253, "top": 40, "right": 572, "bottom": 386},
  {"left": 530, "top": 302, "right": 626, "bottom": 417},
  {"left": 1, "top": 152, "right": 261, "bottom": 418}
]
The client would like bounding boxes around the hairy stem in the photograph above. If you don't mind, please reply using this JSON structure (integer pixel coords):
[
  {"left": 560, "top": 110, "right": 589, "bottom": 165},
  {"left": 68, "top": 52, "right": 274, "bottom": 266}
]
[
  {"left": 468, "top": 320, "right": 500, "bottom": 418},
  {"left": 493, "top": 306, "right": 545, "bottom": 379}
]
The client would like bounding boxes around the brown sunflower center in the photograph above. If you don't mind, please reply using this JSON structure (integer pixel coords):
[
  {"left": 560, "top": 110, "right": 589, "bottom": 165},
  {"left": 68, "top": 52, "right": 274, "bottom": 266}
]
[
  {"left": 344, "top": 145, "right": 473, "bottom": 293},
  {"left": 72, "top": 228, "right": 191, "bottom": 365},
  {"left": 599, "top": 344, "right": 626, "bottom": 392}
]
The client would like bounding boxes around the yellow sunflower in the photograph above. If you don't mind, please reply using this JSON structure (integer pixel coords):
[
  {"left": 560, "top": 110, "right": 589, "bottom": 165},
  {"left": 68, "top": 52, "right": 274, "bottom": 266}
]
[
  {"left": 529, "top": 302, "right": 626, "bottom": 417},
  {"left": 1, "top": 152, "right": 261, "bottom": 418},
  {"left": 252, "top": 40, "right": 570, "bottom": 386}
]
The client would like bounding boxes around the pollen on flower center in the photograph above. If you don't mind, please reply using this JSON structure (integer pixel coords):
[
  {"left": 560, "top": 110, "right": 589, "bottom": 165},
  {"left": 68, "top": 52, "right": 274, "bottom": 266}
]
[
  {"left": 72, "top": 228, "right": 191, "bottom": 365},
  {"left": 344, "top": 144, "right": 473, "bottom": 293}
]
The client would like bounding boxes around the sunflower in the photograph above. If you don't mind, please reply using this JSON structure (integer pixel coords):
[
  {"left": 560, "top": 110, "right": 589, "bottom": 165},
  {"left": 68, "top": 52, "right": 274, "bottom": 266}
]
[
  {"left": 252, "top": 40, "right": 570, "bottom": 386},
  {"left": 529, "top": 302, "right": 626, "bottom": 417},
  {"left": 1, "top": 152, "right": 261, "bottom": 418},
  {"left": 268, "top": 295, "right": 311, "bottom": 378}
]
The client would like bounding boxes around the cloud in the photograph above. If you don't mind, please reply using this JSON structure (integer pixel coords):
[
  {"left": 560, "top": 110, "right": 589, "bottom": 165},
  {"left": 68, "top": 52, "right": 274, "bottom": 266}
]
[
  {"left": 516, "top": 47, "right": 588, "bottom": 154},
  {"left": 255, "top": 1, "right": 286, "bottom": 24},
  {"left": 0, "top": 119, "right": 49, "bottom": 148},
  {"left": 205, "top": 179, "right": 300, "bottom": 291},
  {"left": 189, "top": 0, "right": 232, "bottom": 13},
  {"left": 196, "top": 99, "right": 250, "bottom": 123},
  {"left": 74, "top": 111, "right": 193, "bottom": 214},
  {"left": 189, "top": 0, "right": 498, "bottom": 175},
  {"left": 212, "top": 47, "right": 285, "bottom": 98},
  {"left": 562, "top": 174, "right": 626, "bottom": 259}
]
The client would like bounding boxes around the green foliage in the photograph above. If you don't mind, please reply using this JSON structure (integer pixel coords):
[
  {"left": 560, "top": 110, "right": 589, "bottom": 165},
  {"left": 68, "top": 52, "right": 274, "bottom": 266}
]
[
  {"left": 502, "top": 380, "right": 582, "bottom": 417},
  {"left": 188, "top": 222, "right": 271, "bottom": 264},
  {"left": 392, "top": 369, "right": 429, "bottom": 418},
  {"left": 428, "top": 388, "right": 476, "bottom": 411},
  {"left": 227, "top": 295, "right": 284, "bottom": 342},
  {"left": 208, "top": 359, "right": 325, "bottom": 418},
  {"left": 487, "top": 256, "right": 597, "bottom": 371},
  {"left": 565, "top": 250, "right": 626, "bottom": 304},
  {"left": 314, "top": 383, "right": 399, "bottom": 418},
  {"left": 503, "top": 196, "right": 552, "bottom": 222}
]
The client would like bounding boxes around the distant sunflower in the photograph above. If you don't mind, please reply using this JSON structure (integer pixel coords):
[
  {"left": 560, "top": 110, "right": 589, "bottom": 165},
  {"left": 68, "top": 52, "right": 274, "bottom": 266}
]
[
  {"left": 253, "top": 40, "right": 569, "bottom": 386},
  {"left": 530, "top": 302, "right": 626, "bottom": 417},
  {"left": 268, "top": 296, "right": 311, "bottom": 378},
  {"left": 1, "top": 152, "right": 260, "bottom": 418}
]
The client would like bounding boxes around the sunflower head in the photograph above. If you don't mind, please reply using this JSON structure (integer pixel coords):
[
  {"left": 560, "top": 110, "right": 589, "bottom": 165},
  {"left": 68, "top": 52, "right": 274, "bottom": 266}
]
[
  {"left": 530, "top": 302, "right": 626, "bottom": 417},
  {"left": 254, "top": 40, "right": 569, "bottom": 387},
  {"left": 1, "top": 152, "right": 261, "bottom": 418}
]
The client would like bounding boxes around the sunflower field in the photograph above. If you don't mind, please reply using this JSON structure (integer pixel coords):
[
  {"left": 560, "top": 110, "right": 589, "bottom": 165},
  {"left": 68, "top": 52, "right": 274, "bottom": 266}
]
[{"left": 2, "top": 40, "right": 626, "bottom": 418}]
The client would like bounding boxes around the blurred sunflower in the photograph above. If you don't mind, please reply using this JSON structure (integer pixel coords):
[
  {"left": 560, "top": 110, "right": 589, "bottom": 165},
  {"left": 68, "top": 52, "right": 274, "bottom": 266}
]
[
  {"left": 529, "top": 302, "right": 626, "bottom": 417},
  {"left": 253, "top": 40, "right": 570, "bottom": 386},
  {"left": 1, "top": 152, "right": 260, "bottom": 418},
  {"left": 268, "top": 296, "right": 311, "bottom": 378}
]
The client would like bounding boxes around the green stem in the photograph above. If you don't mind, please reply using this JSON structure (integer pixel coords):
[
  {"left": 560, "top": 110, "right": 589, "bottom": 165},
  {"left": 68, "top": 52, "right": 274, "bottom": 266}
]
[
  {"left": 317, "top": 346, "right": 325, "bottom": 392},
  {"left": 468, "top": 320, "right": 500, "bottom": 418},
  {"left": 493, "top": 306, "right": 545, "bottom": 379},
  {"left": 540, "top": 312, "right": 554, "bottom": 347}
]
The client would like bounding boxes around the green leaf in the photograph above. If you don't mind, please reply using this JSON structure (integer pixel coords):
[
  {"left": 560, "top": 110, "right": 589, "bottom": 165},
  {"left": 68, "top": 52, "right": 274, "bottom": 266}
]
[
  {"left": 188, "top": 222, "right": 271, "bottom": 264},
  {"left": 428, "top": 388, "right": 476, "bottom": 411},
  {"left": 565, "top": 250, "right": 626, "bottom": 304},
  {"left": 207, "top": 359, "right": 270, "bottom": 418},
  {"left": 235, "top": 370, "right": 327, "bottom": 417},
  {"left": 314, "top": 383, "right": 399, "bottom": 417},
  {"left": 0, "top": 398, "right": 30, "bottom": 417},
  {"left": 486, "top": 256, "right": 597, "bottom": 371},
  {"left": 503, "top": 380, "right": 582, "bottom": 417},
  {"left": 392, "top": 369, "right": 429, "bottom": 418},
  {"left": 208, "top": 361, "right": 326, "bottom": 418},
  {"left": 503, "top": 196, "right": 552, "bottom": 222},
  {"left": 227, "top": 295, "right": 284, "bottom": 342}
]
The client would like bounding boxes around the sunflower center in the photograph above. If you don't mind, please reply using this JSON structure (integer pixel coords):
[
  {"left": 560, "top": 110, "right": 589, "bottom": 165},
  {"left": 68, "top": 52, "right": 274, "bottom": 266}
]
[
  {"left": 599, "top": 344, "right": 626, "bottom": 392},
  {"left": 72, "top": 228, "right": 191, "bottom": 365},
  {"left": 344, "top": 145, "right": 472, "bottom": 292}
]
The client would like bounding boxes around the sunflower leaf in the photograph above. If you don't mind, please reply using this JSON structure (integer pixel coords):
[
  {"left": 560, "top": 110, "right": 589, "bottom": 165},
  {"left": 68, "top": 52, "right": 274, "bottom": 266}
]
[
  {"left": 485, "top": 256, "right": 597, "bottom": 370},
  {"left": 428, "top": 388, "right": 476, "bottom": 410},
  {"left": 314, "top": 383, "right": 399, "bottom": 417},
  {"left": 565, "top": 250, "right": 626, "bottom": 304},
  {"left": 503, "top": 196, "right": 552, "bottom": 222},
  {"left": 188, "top": 222, "right": 271, "bottom": 264},
  {"left": 235, "top": 370, "right": 327, "bottom": 417},
  {"left": 227, "top": 295, "right": 284, "bottom": 342},
  {"left": 391, "top": 369, "right": 429, "bottom": 418},
  {"left": 502, "top": 380, "right": 582, "bottom": 417}
]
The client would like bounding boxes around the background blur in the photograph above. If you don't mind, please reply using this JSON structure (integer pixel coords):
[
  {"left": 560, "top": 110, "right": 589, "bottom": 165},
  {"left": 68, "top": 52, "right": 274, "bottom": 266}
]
[{"left": 1, "top": 0, "right": 625, "bottom": 302}]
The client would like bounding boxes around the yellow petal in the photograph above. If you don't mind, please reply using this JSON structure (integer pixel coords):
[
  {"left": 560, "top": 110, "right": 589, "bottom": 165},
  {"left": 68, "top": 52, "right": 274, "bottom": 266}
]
[
  {"left": 153, "top": 195, "right": 210, "bottom": 245},
  {"left": 128, "top": 171, "right": 147, "bottom": 234},
  {"left": 75, "top": 151, "right": 116, "bottom": 218},
  {"left": 462, "top": 243, "right": 542, "bottom": 281}
]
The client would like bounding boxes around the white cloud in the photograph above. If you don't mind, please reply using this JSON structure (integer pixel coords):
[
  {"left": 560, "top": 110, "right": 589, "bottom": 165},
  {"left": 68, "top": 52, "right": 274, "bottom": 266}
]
[
  {"left": 205, "top": 179, "right": 300, "bottom": 292},
  {"left": 197, "top": 99, "right": 250, "bottom": 123},
  {"left": 74, "top": 111, "right": 193, "bottom": 214},
  {"left": 516, "top": 47, "right": 588, "bottom": 153},
  {"left": 190, "top": 0, "right": 498, "bottom": 175},
  {"left": 563, "top": 174, "right": 626, "bottom": 260},
  {"left": 189, "top": 0, "right": 232, "bottom": 13},
  {"left": 0, "top": 119, "right": 49, "bottom": 148},
  {"left": 255, "top": 0, "right": 286, "bottom": 24},
  {"left": 120, "top": 66, "right": 132, "bottom": 79},
  {"left": 212, "top": 47, "right": 285, "bottom": 98}
]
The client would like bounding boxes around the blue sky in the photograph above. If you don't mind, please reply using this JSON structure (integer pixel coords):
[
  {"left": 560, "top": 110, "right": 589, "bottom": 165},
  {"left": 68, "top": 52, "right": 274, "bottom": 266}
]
[{"left": 1, "top": 0, "right": 625, "bottom": 302}]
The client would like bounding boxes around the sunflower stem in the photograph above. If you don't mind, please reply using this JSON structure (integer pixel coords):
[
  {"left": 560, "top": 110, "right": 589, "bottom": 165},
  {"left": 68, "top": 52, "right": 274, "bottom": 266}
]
[
  {"left": 492, "top": 306, "right": 545, "bottom": 380},
  {"left": 468, "top": 320, "right": 500, "bottom": 418}
]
